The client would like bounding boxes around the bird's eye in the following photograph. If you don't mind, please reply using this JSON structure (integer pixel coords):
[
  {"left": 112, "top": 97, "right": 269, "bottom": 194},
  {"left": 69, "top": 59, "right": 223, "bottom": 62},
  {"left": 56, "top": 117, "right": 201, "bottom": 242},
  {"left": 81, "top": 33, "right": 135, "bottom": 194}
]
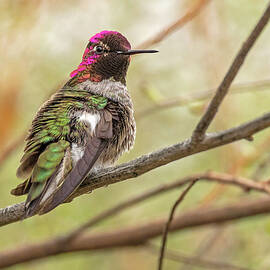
[{"left": 94, "top": 46, "right": 104, "bottom": 54}]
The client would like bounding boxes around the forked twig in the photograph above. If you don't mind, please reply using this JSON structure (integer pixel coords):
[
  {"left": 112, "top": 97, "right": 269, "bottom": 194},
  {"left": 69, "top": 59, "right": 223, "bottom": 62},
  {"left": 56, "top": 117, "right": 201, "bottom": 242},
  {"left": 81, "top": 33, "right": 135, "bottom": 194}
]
[
  {"left": 158, "top": 180, "right": 197, "bottom": 270},
  {"left": 192, "top": 2, "right": 270, "bottom": 142}
]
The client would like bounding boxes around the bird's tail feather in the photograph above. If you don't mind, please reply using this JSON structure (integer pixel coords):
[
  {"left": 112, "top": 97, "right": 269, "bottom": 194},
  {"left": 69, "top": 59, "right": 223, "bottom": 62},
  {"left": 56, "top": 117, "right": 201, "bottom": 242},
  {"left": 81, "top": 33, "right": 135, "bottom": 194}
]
[{"left": 39, "top": 138, "right": 106, "bottom": 215}]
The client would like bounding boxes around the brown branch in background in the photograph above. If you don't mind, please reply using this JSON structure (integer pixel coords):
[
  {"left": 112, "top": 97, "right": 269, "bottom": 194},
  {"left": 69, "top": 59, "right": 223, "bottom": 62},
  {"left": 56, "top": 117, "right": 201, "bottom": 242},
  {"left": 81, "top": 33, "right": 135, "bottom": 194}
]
[
  {"left": 196, "top": 133, "right": 270, "bottom": 214},
  {"left": 191, "top": 2, "right": 270, "bottom": 142},
  {"left": 183, "top": 139, "right": 270, "bottom": 270},
  {"left": 180, "top": 139, "right": 270, "bottom": 270},
  {"left": 146, "top": 243, "right": 249, "bottom": 270},
  {"left": 0, "top": 171, "right": 269, "bottom": 268},
  {"left": 24, "top": 171, "right": 270, "bottom": 253},
  {"left": 136, "top": 0, "right": 211, "bottom": 49},
  {"left": 59, "top": 176, "right": 198, "bottom": 244},
  {"left": 2, "top": 111, "right": 270, "bottom": 227},
  {"left": 0, "top": 133, "right": 26, "bottom": 169},
  {"left": 158, "top": 181, "right": 197, "bottom": 270},
  {"left": 136, "top": 79, "right": 270, "bottom": 120},
  {"left": 2, "top": 196, "right": 270, "bottom": 268},
  {"left": 186, "top": 138, "right": 270, "bottom": 268}
]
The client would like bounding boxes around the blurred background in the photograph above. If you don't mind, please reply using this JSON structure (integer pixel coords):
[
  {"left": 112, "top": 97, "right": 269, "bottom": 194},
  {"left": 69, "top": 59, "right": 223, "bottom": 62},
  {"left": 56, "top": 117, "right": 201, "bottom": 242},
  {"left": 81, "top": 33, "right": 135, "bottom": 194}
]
[{"left": 1, "top": 0, "right": 270, "bottom": 269}]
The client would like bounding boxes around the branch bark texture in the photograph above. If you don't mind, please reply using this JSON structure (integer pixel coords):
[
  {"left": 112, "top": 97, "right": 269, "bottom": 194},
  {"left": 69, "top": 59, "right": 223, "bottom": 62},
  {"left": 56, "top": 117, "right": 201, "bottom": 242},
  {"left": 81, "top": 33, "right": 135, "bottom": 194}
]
[
  {"left": 1, "top": 196, "right": 270, "bottom": 268},
  {"left": 1, "top": 112, "right": 270, "bottom": 227}
]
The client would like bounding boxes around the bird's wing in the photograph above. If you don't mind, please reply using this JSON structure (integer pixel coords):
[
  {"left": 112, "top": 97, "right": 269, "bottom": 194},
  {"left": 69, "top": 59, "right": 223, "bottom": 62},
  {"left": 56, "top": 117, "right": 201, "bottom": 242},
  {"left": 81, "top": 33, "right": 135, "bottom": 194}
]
[
  {"left": 39, "top": 110, "right": 113, "bottom": 215},
  {"left": 15, "top": 91, "right": 73, "bottom": 183},
  {"left": 11, "top": 90, "right": 111, "bottom": 216},
  {"left": 24, "top": 140, "right": 72, "bottom": 216}
]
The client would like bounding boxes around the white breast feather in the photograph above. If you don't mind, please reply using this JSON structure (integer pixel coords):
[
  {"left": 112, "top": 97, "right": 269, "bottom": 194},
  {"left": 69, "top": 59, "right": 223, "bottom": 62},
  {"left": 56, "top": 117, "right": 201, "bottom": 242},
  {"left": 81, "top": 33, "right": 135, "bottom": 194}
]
[
  {"left": 70, "top": 112, "right": 101, "bottom": 165},
  {"left": 79, "top": 112, "right": 100, "bottom": 134}
]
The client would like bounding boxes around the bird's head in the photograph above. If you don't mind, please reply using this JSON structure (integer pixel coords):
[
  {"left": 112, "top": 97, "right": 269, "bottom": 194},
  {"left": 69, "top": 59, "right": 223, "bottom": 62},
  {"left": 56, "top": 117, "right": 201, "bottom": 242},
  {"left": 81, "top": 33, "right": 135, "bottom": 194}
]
[{"left": 69, "top": 30, "right": 158, "bottom": 85}]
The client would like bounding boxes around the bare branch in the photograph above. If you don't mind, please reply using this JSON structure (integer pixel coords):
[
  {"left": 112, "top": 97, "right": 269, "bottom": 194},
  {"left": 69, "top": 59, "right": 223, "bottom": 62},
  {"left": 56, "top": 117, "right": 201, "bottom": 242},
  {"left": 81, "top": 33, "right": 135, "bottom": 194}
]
[
  {"left": 136, "top": 0, "right": 211, "bottom": 49},
  {"left": 158, "top": 181, "right": 196, "bottom": 270},
  {"left": 0, "top": 171, "right": 264, "bottom": 268},
  {"left": 6, "top": 171, "right": 266, "bottom": 251},
  {"left": 191, "top": 2, "right": 270, "bottom": 142},
  {"left": 2, "top": 112, "right": 270, "bottom": 227},
  {"left": 63, "top": 171, "right": 270, "bottom": 244},
  {"left": 2, "top": 196, "right": 270, "bottom": 268},
  {"left": 59, "top": 176, "right": 198, "bottom": 244},
  {"left": 0, "top": 171, "right": 269, "bottom": 268}
]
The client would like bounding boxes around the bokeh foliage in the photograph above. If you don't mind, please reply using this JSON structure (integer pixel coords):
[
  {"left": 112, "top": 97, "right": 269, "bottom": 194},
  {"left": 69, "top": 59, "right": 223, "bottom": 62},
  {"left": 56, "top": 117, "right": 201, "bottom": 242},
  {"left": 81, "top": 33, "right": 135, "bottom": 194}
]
[{"left": 1, "top": 0, "right": 270, "bottom": 269}]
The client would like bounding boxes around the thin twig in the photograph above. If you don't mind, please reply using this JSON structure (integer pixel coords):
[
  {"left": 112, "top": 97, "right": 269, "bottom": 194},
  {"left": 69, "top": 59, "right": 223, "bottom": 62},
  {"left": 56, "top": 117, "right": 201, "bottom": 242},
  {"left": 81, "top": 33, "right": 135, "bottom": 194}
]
[
  {"left": 0, "top": 171, "right": 268, "bottom": 267},
  {"left": 146, "top": 243, "right": 249, "bottom": 270},
  {"left": 3, "top": 171, "right": 262, "bottom": 267},
  {"left": 136, "top": 0, "right": 211, "bottom": 49},
  {"left": 180, "top": 141, "right": 270, "bottom": 270},
  {"left": 192, "top": 2, "right": 270, "bottom": 142},
  {"left": 136, "top": 79, "right": 270, "bottom": 120},
  {"left": 158, "top": 180, "right": 197, "bottom": 270}
]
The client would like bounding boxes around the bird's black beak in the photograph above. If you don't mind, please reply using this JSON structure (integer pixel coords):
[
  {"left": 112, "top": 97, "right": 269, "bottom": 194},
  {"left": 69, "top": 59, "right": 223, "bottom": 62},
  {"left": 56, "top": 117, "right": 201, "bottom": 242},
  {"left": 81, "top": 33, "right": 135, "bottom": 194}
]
[{"left": 116, "top": 49, "right": 158, "bottom": 55}]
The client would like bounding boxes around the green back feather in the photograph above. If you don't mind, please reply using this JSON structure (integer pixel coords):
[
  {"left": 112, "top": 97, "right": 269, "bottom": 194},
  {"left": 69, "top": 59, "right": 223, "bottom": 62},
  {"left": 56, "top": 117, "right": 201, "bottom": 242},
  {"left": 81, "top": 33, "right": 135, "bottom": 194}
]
[
  {"left": 27, "top": 140, "right": 70, "bottom": 202},
  {"left": 13, "top": 88, "right": 108, "bottom": 199}
]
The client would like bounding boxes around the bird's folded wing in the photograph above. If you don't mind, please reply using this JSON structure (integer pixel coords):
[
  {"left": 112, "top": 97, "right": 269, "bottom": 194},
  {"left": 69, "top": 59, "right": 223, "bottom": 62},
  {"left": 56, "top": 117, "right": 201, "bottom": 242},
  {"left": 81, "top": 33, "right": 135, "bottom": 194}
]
[{"left": 40, "top": 110, "right": 113, "bottom": 214}]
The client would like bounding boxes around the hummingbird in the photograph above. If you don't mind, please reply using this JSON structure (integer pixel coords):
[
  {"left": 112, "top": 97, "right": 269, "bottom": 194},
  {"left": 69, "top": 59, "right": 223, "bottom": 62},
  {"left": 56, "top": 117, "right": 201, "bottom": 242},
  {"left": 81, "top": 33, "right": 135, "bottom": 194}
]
[{"left": 11, "top": 30, "right": 158, "bottom": 217}]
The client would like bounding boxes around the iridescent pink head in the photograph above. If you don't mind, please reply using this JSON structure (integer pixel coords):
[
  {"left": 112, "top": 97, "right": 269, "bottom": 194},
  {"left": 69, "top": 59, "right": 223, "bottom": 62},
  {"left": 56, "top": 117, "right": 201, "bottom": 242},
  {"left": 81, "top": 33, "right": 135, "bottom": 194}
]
[{"left": 69, "top": 30, "right": 158, "bottom": 84}]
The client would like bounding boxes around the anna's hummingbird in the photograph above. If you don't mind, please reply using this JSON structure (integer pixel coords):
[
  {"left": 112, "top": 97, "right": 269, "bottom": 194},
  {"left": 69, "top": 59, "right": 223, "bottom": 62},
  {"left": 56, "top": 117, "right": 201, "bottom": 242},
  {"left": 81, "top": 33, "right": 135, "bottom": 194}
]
[{"left": 11, "top": 30, "right": 158, "bottom": 216}]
